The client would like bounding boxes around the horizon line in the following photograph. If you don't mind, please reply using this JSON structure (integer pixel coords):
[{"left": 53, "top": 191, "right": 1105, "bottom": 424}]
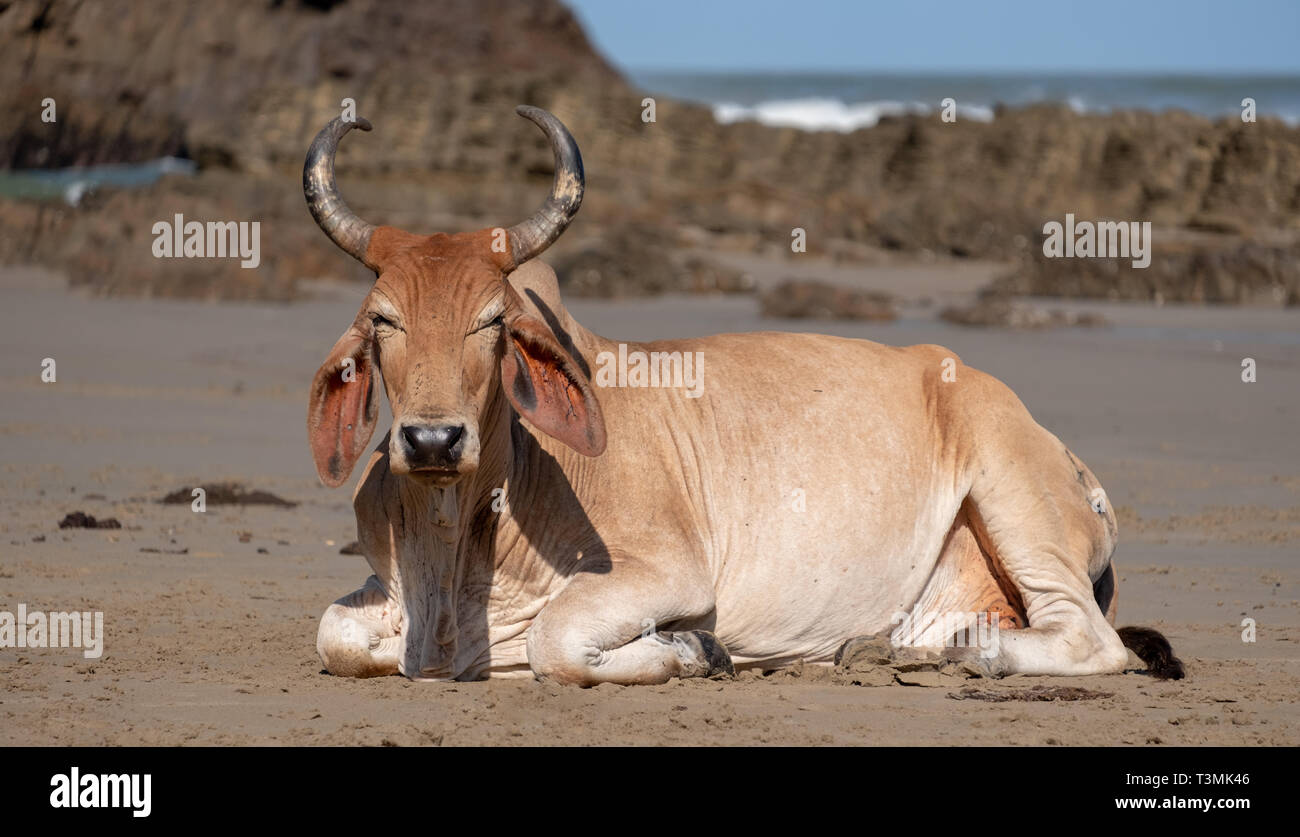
[{"left": 624, "top": 66, "right": 1300, "bottom": 78}]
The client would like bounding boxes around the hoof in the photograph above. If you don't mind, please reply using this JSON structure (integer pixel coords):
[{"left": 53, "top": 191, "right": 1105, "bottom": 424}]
[
  {"left": 835, "top": 633, "right": 895, "bottom": 667},
  {"left": 678, "top": 630, "right": 735, "bottom": 679},
  {"left": 941, "top": 645, "right": 1007, "bottom": 678}
]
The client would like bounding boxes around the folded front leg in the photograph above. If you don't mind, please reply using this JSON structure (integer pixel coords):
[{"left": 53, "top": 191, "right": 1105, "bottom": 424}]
[
  {"left": 526, "top": 559, "right": 731, "bottom": 686},
  {"left": 317, "top": 575, "right": 403, "bottom": 678}
]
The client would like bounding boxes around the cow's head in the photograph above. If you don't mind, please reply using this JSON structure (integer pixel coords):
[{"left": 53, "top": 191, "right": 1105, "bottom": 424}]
[{"left": 304, "top": 106, "right": 606, "bottom": 488}]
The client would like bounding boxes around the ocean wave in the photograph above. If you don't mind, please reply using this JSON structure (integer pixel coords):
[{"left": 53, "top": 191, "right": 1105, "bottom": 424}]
[
  {"left": 0, "top": 156, "right": 197, "bottom": 205},
  {"left": 712, "top": 97, "right": 994, "bottom": 132}
]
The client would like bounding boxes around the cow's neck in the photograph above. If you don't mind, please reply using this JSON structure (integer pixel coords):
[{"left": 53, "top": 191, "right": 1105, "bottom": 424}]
[
  {"left": 386, "top": 385, "right": 513, "bottom": 681},
  {"left": 387, "top": 321, "right": 607, "bottom": 680}
]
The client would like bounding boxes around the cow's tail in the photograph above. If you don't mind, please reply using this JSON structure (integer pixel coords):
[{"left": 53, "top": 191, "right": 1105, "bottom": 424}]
[
  {"left": 1093, "top": 557, "right": 1185, "bottom": 680},
  {"left": 1116, "top": 626, "right": 1185, "bottom": 680}
]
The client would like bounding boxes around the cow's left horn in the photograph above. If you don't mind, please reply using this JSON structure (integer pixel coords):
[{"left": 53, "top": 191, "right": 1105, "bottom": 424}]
[
  {"left": 304, "top": 116, "right": 377, "bottom": 269},
  {"left": 505, "top": 106, "right": 584, "bottom": 267}
]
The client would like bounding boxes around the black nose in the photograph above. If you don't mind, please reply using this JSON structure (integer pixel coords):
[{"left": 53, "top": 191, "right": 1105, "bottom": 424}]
[{"left": 400, "top": 423, "right": 464, "bottom": 467}]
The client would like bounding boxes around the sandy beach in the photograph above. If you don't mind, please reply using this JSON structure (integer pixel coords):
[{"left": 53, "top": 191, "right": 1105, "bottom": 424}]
[{"left": 1, "top": 260, "right": 1296, "bottom": 746}]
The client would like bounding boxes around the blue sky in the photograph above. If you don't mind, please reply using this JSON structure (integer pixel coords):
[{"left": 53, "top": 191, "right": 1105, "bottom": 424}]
[{"left": 563, "top": 1, "right": 1300, "bottom": 74}]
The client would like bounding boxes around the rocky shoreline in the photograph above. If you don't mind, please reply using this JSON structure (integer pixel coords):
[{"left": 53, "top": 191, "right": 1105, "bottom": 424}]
[{"left": 2, "top": 0, "right": 1297, "bottom": 306}]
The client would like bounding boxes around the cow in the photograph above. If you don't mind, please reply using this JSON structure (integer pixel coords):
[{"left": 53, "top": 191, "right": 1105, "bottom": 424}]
[{"left": 304, "top": 105, "right": 1184, "bottom": 685}]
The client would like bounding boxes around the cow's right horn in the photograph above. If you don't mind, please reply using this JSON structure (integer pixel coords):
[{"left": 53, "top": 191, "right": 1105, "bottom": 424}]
[
  {"left": 304, "top": 116, "right": 377, "bottom": 269},
  {"left": 505, "top": 105, "right": 585, "bottom": 268}
]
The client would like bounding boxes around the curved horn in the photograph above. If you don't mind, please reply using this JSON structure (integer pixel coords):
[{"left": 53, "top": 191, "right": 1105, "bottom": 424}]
[
  {"left": 506, "top": 106, "right": 585, "bottom": 267},
  {"left": 304, "top": 116, "right": 377, "bottom": 269}
]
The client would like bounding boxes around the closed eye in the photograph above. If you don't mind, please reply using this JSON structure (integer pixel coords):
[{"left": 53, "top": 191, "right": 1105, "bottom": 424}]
[
  {"left": 471, "top": 312, "right": 505, "bottom": 334},
  {"left": 371, "top": 313, "right": 399, "bottom": 332}
]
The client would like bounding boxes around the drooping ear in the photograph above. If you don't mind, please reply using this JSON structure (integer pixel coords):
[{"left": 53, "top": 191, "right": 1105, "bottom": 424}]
[
  {"left": 500, "top": 312, "right": 606, "bottom": 456},
  {"left": 308, "top": 324, "right": 379, "bottom": 487}
]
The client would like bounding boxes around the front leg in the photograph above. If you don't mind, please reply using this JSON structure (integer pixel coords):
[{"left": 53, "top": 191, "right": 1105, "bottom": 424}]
[
  {"left": 526, "top": 559, "right": 733, "bottom": 686},
  {"left": 317, "top": 575, "right": 402, "bottom": 678}
]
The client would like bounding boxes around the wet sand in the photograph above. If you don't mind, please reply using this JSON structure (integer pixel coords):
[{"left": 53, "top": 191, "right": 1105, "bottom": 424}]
[{"left": 1, "top": 263, "right": 1297, "bottom": 745}]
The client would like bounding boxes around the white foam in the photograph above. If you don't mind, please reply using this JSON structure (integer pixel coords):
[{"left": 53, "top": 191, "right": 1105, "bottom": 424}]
[{"left": 713, "top": 97, "right": 994, "bottom": 132}]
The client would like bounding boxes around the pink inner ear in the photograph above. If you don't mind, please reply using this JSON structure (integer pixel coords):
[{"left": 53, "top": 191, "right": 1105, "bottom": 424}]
[
  {"left": 501, "top": 322, "right": 606, "bottom": 457},
  {"left": 309, "top": 343, "right": 377, "bottom": 487}
]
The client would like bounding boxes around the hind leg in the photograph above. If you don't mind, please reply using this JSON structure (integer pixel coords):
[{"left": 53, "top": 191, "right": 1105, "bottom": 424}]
[
  {"left": 959, "top": 465, "right": 1127, "bottom": 675},
  {"left": 893, "top": 504, "right": 1023, "bottom": 656},
  {"left": 953, "top": 378, "right": 1128, "bottom": 676}
]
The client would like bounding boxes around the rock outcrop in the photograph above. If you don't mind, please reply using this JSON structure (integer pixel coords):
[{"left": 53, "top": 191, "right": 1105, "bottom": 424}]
[{"left": 2, "top": 0, "right": 1297, "bottom": 302}]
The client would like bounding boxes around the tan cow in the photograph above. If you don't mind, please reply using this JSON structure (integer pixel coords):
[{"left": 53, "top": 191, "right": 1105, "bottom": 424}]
[{"left": 306, "top": 106, "right": 1183, "bottom": 685}]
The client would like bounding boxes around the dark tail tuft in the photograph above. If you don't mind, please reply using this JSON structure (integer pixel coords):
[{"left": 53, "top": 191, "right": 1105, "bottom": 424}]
[{"left": 1117, "top": 626, "right": 1185, "bottom": 680}]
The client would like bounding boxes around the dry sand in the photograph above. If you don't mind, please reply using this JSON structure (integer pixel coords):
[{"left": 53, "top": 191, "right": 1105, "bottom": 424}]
[{"left": 1, "top": 263, "right": 1297, "bottom": 746}]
